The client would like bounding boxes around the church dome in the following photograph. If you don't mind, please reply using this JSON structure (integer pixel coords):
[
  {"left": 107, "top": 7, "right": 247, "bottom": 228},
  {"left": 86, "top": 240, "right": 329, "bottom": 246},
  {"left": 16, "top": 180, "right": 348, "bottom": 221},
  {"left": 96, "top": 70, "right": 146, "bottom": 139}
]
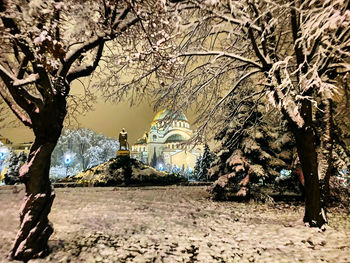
[
  {"left": 165, "top": 134, "right": 188, "bottom": 143},
  {"left": 152, "top": 109, "right": 188, "bottom": 123},
  {"left": 135, "top": 137, "right": 147, "bottom": 145}
]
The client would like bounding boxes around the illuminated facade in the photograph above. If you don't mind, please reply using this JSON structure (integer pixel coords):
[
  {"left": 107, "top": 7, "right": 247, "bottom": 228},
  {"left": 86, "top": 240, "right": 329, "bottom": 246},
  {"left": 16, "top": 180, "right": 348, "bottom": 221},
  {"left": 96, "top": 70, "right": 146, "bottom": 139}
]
[{"left": 131, "top": 110, "right": 203, "bottom": 171}]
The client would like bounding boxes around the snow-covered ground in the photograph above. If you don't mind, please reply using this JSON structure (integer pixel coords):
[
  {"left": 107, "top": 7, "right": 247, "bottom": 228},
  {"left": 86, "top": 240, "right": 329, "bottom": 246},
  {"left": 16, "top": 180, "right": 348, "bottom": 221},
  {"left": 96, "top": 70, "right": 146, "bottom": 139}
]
[{"left": 0, "top": 185, "right": 349, "bottom": 262}]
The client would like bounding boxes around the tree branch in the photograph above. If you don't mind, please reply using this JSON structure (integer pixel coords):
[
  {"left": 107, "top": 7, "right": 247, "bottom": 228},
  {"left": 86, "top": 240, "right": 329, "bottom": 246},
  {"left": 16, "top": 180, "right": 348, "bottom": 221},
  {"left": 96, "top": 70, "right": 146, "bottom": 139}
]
[
  {"left": 112, "top": 7, "right": 131, "bottom": 30},
  {"left": 0, "top": 88, "right": 32, "bottom": 127},
  {"left": 1, "top": 12, "right": 54, "bottom": 99},
  {"left": 248, "top": 28, "right": 270, "bottom": 70},
  {"left": 117, "top": 16, "right": 140, "bottom": 33},
  {"left": 66, "top": 41, "right": 105, "bottom": 83},
  {"left": 210, "top": 69, "right": 261, "bottom": 114},
  {"left": 290, "top": 3, "right": 305, "bottom": 72},
  {"left": 60, "top": 37, "right": 105, "bottom": 78},
  {"left": 178, "top": 51, "right": 263, "bottom": 69},
  {"left": 204, "top": 6, "right": 262, "bottom": 33},
  {"left": 17, "top": 56, "right": 29, "bottom": 79},
  {"left": 0, "top": 64, "right": 41, "bottom": 113},
  {"left": 307, "top": 36, "right": 320, "bottom": 63}
]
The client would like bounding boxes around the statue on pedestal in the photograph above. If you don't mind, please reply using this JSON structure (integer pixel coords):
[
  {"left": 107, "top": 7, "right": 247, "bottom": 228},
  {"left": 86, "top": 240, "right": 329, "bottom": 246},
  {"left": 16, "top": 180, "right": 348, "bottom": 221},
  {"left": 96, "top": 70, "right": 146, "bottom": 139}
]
[
  {"left": 119, "top": 128, "right": 128, "bottom": 150},
  {"left": 117, "top": 128, "right": 130, "bottom": 158}
]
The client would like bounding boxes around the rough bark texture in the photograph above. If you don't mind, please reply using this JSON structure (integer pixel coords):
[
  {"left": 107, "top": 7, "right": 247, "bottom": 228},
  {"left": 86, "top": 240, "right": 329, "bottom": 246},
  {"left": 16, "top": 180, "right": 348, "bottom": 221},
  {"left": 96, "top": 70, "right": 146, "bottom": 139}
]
[
  {"left": 318, "top": 99, "right": 334, "bottom": 207},
  {"left": 9, "top": 139, "right": 58, "bottom": 261},
  {"left": 292, "top": 100, "right": 326, "bottom": 227},
  {"left": 9, "top": 88, "right": 66, "bottom": 261}
]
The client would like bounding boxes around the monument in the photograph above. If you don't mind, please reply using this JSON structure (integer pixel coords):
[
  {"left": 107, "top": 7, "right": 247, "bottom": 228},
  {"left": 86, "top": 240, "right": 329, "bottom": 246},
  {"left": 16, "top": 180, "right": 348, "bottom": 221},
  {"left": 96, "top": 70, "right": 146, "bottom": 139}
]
[{"left": 117, "top": 128, "right": 130, "bottom": 157}]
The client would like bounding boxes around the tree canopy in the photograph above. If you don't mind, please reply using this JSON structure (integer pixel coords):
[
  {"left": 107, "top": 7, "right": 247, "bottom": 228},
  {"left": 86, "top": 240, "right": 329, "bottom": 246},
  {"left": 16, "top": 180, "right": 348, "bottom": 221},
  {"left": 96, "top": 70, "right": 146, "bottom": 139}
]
[{"left": 149, "top": 0, "right": 350, "bottom": 227}]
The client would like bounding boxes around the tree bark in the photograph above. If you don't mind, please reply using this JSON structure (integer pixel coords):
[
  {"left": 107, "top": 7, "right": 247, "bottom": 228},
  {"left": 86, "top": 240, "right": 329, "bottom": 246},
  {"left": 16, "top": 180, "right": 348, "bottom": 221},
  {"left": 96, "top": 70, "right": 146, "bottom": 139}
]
[
  {"left": 9, "top": 98, "right": 66, "bottom": 261},
  {"left": 291, "top": 99, "right": 326, "bottom": 227},
  {"left": 318, "top": 99, "right": 334, "bottom": 207},
  {"left": 9, "top": 136, "right": 59, "bottom": 261}
]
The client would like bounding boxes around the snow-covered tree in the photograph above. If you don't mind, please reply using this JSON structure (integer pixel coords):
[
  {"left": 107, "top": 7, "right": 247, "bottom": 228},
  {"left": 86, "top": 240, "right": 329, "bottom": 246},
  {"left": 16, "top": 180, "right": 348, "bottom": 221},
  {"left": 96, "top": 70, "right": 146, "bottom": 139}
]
[
  {"left": 50, "top": 128, "right": 119, "bottom": 180},
  {"left": 0, "top": 1, "right": 172, "bottom": 260},
  {"left": 193, "top": 144, "right": 215, "bottom": 181},
  {"left": 153, "top": 0, "right": 350, "bottom": 227},
  {"left": 209, "top": 104, "right": 296, "bottom": 198},
  {"left": 0, "top": 142, "right": 12, "bottom": 180},
  {"left": 4, "top": 151, "right": 27, "bottom": 185},
  {"left": 150, "top": 151, "right": 158, "bottom": 168}
]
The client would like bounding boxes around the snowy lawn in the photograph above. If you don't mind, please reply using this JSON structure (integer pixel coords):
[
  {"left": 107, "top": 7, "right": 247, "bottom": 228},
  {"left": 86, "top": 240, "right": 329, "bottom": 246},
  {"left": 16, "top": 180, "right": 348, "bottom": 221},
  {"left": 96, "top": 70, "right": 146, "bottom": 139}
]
[{"left": 0, "top": 185, "right": 349, "bottom": 262}]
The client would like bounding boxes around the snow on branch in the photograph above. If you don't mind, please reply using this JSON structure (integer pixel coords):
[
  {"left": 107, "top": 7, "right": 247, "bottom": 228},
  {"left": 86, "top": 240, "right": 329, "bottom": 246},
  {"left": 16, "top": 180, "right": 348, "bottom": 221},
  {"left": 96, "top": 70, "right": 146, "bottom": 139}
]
[
  {"left": 178, "top": 51, "right": 263, "bottom": 69},
  {"left": 13, "top": 74, "right": 39, "bottom": 88},
  {"left": 66, "top": 42, "right": 105, "bottom": 83},
  {"left": 61, "top": 37, "right": 105, "bottom": 78}
]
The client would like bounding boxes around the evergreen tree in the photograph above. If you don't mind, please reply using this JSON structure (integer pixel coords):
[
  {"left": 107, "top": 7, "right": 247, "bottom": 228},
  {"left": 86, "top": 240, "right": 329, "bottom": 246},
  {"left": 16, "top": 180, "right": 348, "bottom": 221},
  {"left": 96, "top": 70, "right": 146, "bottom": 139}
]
[
  {"left": 193, "top": 156, "right": 202, "bottom": 180},
  {"left": 209, "top": 96, "right": 296, "bottom": 199},
  {"left": 150, "top": 151, "right": 157, "bottom": 168},
  {"left": 200, "top": 144, "right": 215, "bottom": 181},
  {"left": 193, "top": 144, "right": 215, "bottom": 181}
]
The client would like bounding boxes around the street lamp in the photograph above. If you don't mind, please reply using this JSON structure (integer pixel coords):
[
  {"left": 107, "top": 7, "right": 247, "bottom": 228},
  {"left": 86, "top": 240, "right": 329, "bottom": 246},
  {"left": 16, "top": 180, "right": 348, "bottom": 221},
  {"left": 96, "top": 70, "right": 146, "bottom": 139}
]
[
  {"left": 0, "top": 147, "right": 8, "bottom": 160},
  {"left": 64, "top": 154, "right": 72, "bottom": 177}
]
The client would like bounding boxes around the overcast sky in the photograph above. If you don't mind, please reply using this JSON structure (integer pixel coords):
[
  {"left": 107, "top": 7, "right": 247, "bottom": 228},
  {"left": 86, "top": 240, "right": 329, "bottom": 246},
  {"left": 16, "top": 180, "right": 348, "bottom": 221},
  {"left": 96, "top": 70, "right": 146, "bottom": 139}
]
[
  {"left": 0, "top": 74, "right": 199, "bottom": 146},
  {"left": 0, "top": 98, "right": 157, "bottom": 144},
  {"left": 0, "top": 97, "right": 199, "bottom": 146}
]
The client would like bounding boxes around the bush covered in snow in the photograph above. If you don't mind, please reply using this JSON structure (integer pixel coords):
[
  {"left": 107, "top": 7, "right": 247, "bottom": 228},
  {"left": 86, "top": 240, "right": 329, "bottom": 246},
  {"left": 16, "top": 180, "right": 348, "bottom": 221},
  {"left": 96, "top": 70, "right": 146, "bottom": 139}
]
[{"left": 60, "top": 157, "right": 187, "bottom": 187}]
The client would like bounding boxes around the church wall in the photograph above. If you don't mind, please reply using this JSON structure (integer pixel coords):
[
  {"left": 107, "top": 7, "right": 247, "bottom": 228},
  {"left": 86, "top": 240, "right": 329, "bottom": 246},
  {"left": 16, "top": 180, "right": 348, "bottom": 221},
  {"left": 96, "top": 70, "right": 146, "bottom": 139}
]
[{"left": 170, "top": 151, "right": 197, "bottom": 170}]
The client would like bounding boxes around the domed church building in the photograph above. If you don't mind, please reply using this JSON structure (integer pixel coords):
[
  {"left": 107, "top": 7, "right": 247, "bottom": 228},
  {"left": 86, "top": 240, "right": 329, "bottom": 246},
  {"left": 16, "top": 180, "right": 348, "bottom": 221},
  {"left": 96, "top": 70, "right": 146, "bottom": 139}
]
[{"left": 131, "top": 110, "right": 203, "bottom": 171}]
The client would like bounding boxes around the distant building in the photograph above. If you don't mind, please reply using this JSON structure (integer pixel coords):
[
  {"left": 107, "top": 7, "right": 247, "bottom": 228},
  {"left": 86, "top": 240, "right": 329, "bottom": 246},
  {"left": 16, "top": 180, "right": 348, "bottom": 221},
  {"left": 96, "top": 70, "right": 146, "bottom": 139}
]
[
  {"left": 0, "top": 134, "right": 31, "bottom": 155},
  {"left": 131, "top": 110, "right": 203, "bottom": 171},
  {"left": 11, "top": 142, "right": 32, "bottom": 155},
  {"left": 0, "top": 134, "right": 12, "bottom": 145}
]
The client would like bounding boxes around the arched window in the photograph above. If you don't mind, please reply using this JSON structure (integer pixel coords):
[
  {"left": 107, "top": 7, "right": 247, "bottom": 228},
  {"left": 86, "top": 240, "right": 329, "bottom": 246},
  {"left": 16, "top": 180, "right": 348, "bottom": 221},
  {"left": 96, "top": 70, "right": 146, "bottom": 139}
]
[{"left": 153, "top": 135, "right": 157, "bottom": 141}]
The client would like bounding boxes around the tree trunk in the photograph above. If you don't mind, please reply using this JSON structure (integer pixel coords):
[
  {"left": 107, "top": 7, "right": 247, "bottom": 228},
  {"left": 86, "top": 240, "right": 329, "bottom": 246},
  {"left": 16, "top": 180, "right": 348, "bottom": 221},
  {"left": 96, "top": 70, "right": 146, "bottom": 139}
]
[
  {"left": 9, "top": 137, "right": 58, "bottom": 261},
  {"left": 291, "top": 99, "right": 326, "bottom": 227},
  {"left": 318, "top": 99, "right": 334, "bottom": 207},
  {"left": 9, "top": 121, "right": 63, "bottom": 261}
]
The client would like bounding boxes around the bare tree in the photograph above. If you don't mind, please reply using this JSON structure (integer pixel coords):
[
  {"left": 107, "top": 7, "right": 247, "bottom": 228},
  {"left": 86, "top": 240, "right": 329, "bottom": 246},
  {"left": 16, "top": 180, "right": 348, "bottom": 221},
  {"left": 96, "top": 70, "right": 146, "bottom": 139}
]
[
  {"left": 152, "top": 0, "right": 350, "bottom": 227},
  {"left": 0, "top": 0, "right": 167, "bottom": 260}
]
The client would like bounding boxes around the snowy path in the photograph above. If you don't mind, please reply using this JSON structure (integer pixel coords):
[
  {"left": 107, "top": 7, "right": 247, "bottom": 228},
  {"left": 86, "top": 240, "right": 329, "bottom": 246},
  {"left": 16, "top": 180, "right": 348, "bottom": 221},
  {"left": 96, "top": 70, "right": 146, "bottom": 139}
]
[{"left": 0, "top": 186, "right": 349, "bottom": 262}]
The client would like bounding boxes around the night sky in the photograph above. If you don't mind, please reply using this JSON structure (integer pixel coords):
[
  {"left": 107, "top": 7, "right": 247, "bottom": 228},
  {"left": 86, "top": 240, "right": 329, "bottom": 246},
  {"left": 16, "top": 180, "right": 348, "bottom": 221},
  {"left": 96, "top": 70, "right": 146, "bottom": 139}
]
[
  {"left": 1, "top": 78, "right": 198, "bottom": 146},
  {"left": 1, "top": 98, "right": 158, "bottom": 145}
]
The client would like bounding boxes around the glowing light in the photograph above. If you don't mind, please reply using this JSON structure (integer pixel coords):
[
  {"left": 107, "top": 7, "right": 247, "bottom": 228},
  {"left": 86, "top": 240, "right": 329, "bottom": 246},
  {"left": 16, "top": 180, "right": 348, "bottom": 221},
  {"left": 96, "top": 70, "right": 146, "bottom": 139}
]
[
  {"left": 64, "top": 154, "right": 72, "bottom": 165},
  {"left": 0, "top": 147, "right": 8, "bottom": 160}
]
